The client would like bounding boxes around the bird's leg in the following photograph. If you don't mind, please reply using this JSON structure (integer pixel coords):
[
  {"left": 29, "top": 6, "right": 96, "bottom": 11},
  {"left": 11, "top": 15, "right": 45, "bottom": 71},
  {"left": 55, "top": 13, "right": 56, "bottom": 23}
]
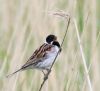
[
  {"left": 43, "top": 69, "right": 51, "bottom": 80},
  {"left": 42, "top": 68, "right": 50, "bottom": 76},
  {"left": 46, "top": 68, "right": 51, "bottom": 73},
  {"left": 42, "top": 70, "right": 46, "bottom": 76}
]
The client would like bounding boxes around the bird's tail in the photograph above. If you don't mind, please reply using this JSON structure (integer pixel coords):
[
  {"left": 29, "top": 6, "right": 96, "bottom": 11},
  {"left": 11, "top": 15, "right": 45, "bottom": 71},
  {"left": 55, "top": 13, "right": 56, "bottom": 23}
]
[{"left": 6, "top": 68, "right": 22, "bottom": 78}]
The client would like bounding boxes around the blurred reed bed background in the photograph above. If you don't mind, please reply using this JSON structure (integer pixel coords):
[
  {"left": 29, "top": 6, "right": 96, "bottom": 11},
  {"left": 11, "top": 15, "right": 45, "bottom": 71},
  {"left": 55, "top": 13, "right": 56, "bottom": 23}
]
[{"left": 0, "top": 0, "right": 100, "bottom": 91}]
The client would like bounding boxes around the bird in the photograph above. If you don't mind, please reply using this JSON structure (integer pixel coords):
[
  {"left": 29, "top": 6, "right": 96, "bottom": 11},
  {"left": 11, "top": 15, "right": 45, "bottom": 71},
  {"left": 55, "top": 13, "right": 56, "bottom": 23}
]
[{"left": 6, "top": 34, "right": 61, "bottom": 78}]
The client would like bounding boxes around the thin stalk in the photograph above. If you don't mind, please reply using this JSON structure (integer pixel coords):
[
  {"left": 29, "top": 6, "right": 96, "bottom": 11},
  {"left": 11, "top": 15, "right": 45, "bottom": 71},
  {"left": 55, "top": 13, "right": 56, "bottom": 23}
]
[{"left": 73, "top": 18, "right": 93, "bottom": 91}]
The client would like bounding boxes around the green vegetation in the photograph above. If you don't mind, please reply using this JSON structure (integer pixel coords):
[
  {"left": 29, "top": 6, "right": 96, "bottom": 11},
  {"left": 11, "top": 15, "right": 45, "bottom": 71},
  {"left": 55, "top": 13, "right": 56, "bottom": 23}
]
[{"left": 0, "top": 0, "right": 100, "bottom": 91}]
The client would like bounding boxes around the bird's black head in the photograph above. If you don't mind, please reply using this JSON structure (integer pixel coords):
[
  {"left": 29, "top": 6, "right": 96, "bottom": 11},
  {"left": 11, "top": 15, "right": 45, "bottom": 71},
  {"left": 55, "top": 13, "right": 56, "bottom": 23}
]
[
  {"left": 52, "top": 41, "right": 62, "bottom": 52},
  {"left": 46, "top": 34, "right": 57, "bottom": 44},
  {"left": 52, "top": 41, "right": 61, "bottom": 48}
]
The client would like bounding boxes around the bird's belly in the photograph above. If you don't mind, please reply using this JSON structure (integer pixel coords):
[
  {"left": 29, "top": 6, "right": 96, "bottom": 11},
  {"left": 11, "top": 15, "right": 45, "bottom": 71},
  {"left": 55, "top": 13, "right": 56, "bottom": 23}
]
[{"left": 35, "top": 54, "right": 57, "bottom": 70}]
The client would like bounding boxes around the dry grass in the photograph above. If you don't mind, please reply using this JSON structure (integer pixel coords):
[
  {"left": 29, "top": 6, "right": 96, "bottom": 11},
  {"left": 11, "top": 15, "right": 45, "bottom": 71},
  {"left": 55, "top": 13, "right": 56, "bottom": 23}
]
[{"left": 0, "top": 0, "right": 100, "bottom": 91}]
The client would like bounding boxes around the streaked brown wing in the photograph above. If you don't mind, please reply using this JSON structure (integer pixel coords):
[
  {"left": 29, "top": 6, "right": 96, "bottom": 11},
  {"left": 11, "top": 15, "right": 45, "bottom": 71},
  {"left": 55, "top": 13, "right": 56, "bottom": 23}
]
[
  {"left": 29, "top": 43, "right": 47, "bottom": 60},
  {"left": 21, "top": 43, "right": 53, "bottom": 69}
]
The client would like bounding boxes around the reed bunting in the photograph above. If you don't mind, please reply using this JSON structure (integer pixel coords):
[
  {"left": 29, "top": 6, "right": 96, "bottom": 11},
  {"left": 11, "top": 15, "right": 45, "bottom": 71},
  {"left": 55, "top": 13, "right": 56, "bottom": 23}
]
[{"left": 6, "top": 34, "right": 61, "bottom": 77}]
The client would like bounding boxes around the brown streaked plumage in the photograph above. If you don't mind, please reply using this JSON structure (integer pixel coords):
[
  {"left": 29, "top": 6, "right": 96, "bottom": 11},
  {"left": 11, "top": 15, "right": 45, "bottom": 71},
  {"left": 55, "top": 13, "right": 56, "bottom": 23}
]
[
  {"left": 22, "top": 43, "right": 54, "bottom": 69},
  {"left": 6, "top": 34, "right": 60, "bottom": 78},
  {"left": 6, "top": 43, "right": 55, "bottom": 77}
]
